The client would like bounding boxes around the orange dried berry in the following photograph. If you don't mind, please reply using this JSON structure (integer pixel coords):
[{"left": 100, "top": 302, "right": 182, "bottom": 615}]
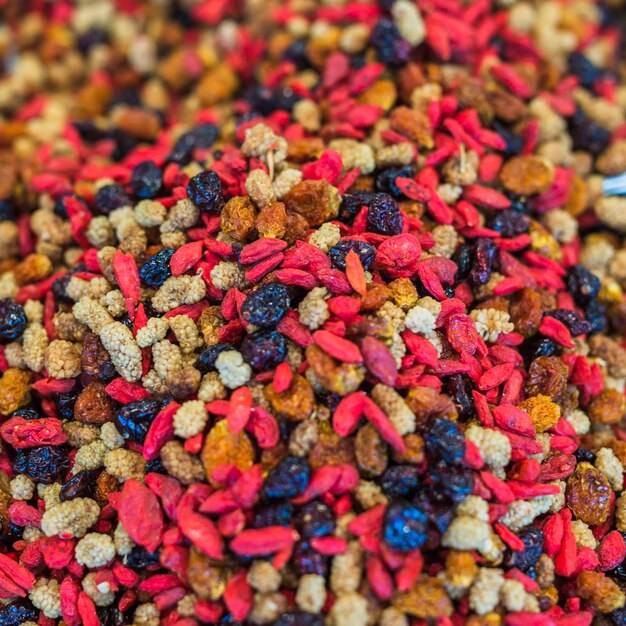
[
  {"left": 283, "top": 212, "right": 311, "bottom": 246},
  {"left": 465, "top": 615, "right": 502, "bottom": 626},
  {"left": 256, "top": 201, "right": 287, "bottom": 240},
  {"left": 500, "top": 155, "right": 555, "bottom": 195},
  {"left": 355, "top": 423, "right": 388, "bottom": 477},
  {"left": 287, "top": 138, "right": 325, "bottom": 163},
  {"left": 358, "top": 79, "right": 397, "bottom": 111},
  {"left": 388, "top": 278, "right": 419, "bottom": 311},
  {"left": 283, "top": 179, "right": 341, "bottom": 227},
  {"left": 308, "top": 422, "right": 356, "bottom": 470},
  {"left": 13, "top": 253, "right": 52, "bottom": 286},
  {"left": 576, "top": 570, "right": 625, "bottom": 613},
  {"left": 94, "top": 471, "right": 120, "bottom": 507},
  {"left": 518, "top": 394, "right": 560, "bottom": 433},
  {"left": 197, "top": 65, "right": 239, "bottom": 106},
  {"left": 566, "top": 462, "right": 612, "bottom": 526},
  {"left": 405, "top": 386, "right": 458, "bottom": 426},
  {"left": 588, "top": 388, "right": 626, "bottom": 425},
  {"left": 188, "top": 547, "right": 230, "bottom": 601},
  {"left": 393, "top": 575, "right": 453, "bottom": 619},
  {"left": 360, "top": 283, "right": 390, "bottom": 311},
  {"left": 305, "top": 344, "right": 365, "bottom": 396},
  {"left": 0, "top": 368, "right": 30, "bottom": 415},
  {"left": 115, "top": 108, "right": 161, "bottom": 141},
  {"left": 220, "top": 196, "right": 257, "bottom": 242},
  {"left": 525, "top": 356, "right": 569, "bottom": 400},
  {"left": 265, "top": 374, "right": 315, "bottom": 422},
  {"left": 564, "top": 175, "right": 589, "bottom": 217},
  {"left": 390, "top": 106, "right": 434, "bottom": 149},
  {"left": 74, "top": 381, "right": 115, "bottom": 425},
  {"left": 445, "top": 551, "right": 478, "bottom": 591},
  {"left": 485, "top": 86, "right": 527, "bottom": 123},
  {"left": 509, "top": 288, "right": 543, "bottom": 337},
  {"left": 201, "top": 419, "right": 255, "bottom": 486},
  {"left": 393, "top": 433, "right": 425, "bottom": 464}
]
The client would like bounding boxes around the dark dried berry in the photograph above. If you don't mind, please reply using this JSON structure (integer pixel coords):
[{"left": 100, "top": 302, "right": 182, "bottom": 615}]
[
  {"left": 0, "top": 600, "right": 39, "bottom": 626},
  {"left": 95, "top": 184, "right": 130, "bottom": 215},
  {"left": 546, "top": 309, "right": 592, "bottom": 337},
  {"left": 0, "top": 299, "right": 27, "bottom": 343},
  {"left": 383, "top": 500, "right": 428, "bottom": 551},
  {"left": 52, "top": 265, "right": 87, "bottom": 303},
  {"left": 293, "top": 540, "right": 328, "bottom": 576},
  {"left": 424, "top": 417, "right": 466, "bottom": 465},
  {"left": 489, "top": 209, "right": 530, "bottom": 238},
  {"left": 574, "top": 447, "right": 596, "bottom": 464},
  {"left": 329, "top": 240, "right": 376, "bottom": 271},
  {"left": 252, "top": 502, "right": 294, "bottom": 528},
  {"left": 522, "top": 336, "right": 558, "bottom": 365},
  {"left": 187, "top": 170, "right": 224, "bottom": 213},
  {"left": 169, "top": 124, "right": 219, "bottom": 164},
  {"left": 195, "top": 344, "right": 233, "bottom": 374},
  {"left": 294, "top": 501, "right": 335, "bottom": 538},
  {"left": 263, "top": 456, "right": 310, "bottom": 499},
  {"left": 241, "top": 283, "right": 290, "bottom": 329},
  {"left": 585, "top": 300, "right": 607, "bottom": 335},
  {"left": 375, "top": 165, "right": 414, "bottom": 197},
  {"left": 366, "top": 193, "right": 403, "bottom": 236},
  {"left": 569, "top": 109, "right": 611, "bottom": 155},
  {"left": 145, "top": 457, "right": 167, "bottom": 474},
  {"left": 241, "top": 330, "right": 287, "bottom": 371},
  {"left": 444, "top": 374, "right": 475, "bottom": 419},
  {"left": 131, "top": 160, "right": 162, "bottom": 199},
  {"left": 139, "top": 248, "right": 174, "bottom": 288},
  {"left": 492, "top": 122, "right": 524, "bottom": 156},
  {"left": 125, "top": 546, "right": 160, "bottom": 569},
  {"left": 567, "top": 265, "right": 601, "bottom": 304},
  {"left": 16, "top": 446, "right": 70, "bottom": 484},
  {"left": 611, "top": 608, "right": 626, "bottom": 626},
  {"left": 452, "top": 244, "right": 472, "bottom": 283},
  {"left": 568, "top": 52, "right": 601, "bottom": 88},
  {"left": 371, "top": 18, "right": 412, "bottom": 66},
  {"left": 0, "top": 200, "right": 15, "bottom": 222},
  {"left": 59, "top": 470, "right": 97, "bottom": 501},
  {"left": 413, "top": 486, "right": 454, "bottom": 533},
  {"left": 273, "top": 612, "right": 324, "bottom": 626},
  {"left": 380, "top": 465, "right": 420, "bottom": 497},
  {"left": 470, "top": 238, "right": 497, "bottom": 285},
  {"left": 56, "top": 392, "right": 78, "bottom": 420},
  {"left": 504, "top": 526, "right": 543, "bottom": 571},
  {"left": 430, "top": 461, "right": 474, "bottom": 503},
  {"left": 11, "top": 407, "right": 41, "bottom": 420},
  {"left": 340, "top": 191, "right": 376, "bottom": 219},
  {"left": 114, "top": 398, "right": 167, "bottom": 443}
]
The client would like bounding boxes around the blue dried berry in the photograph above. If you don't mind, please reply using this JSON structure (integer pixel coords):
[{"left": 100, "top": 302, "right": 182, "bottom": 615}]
[
  {"left": 252, "top": 502, "right": 294, "bottom": 528},
  {"left": 371, "top": 19, "right": 412, "bottom": 66},
  {"left": 241, "top": 283, "right": 290, "bottom": 328},
  {"left": 187, "top": 170, "right": 224, "bottom": 213},
  {"left": 383, "top": 500, "right": 428, "bottom": 551},
  {"left": 546, "top": 309, "right": 592, "bottom": 337},
  {"left": 568, "top": 52, "right": 601, "bottom": 88},
  {"left": 0, "top": 298, "right": 27, "bottom": 343},
  {"left": 293, "top": 540, "right": 328, "bottom": 576},
  {"left": 567, "top": 265, "right": 601, "bottom": 304},
  {"left": 195, "top": 344, "right": 233, "bottom": 374},
  {"left": 125, "top": 546, "right": 160, "bottom": 569},
  {"left": 95, "top": 184, "right": 130, "bottom": 214},
  {"left": 329, "top": 240, "right": 376, "bottom": 271},
  {"left": 241, "top": 330, "right": 287, "bottom": 371},
  {"left": 366, "top": 193, "right": 403, "bottom": 236},
  {"left": 0, "top": 200, "right": 15, "bottom": 222},
  {"left": 169, "top": 123, "right": 219, "bottom": 164},
  {"left": 380, "top": 465, "right": 420, "bottom": 497},
  {"left": 139, "top": 248, "right": 175, "bottom": 287},
  {"left": 15, "top": 446, "right": 70, "bottom": 484},
  {"left": 504, "top": 526, "right": 543, "bottom": 572},
  {"left": 273, "top": 613, "right": 324, "bottom": 626},
  {"left": 56, "top": 392, "right": 78, "bottom": 420},
  {"left": 424, "top": 417, "right": 466, "bottom": 465},
  {"left": 489, "top": 209, "right": 530, "bottom": 238},
  {"left": 585, "top": 300, "right": 607, "bottom": 334},
  {"left": 294, "top": 500, "right": 335, "bottom": 538},
  {"left": 340, "top": 191, "right": 376, "bottom": 219},
  {"left": 430, "top": 461, "right": 474, "bottom": 503},
  {"left": 522, "top": 336, "right": 558, "bottom": 365},
  {"left": 114, "top": 398, "right": 167, "bottom": 443},
  {"left": 569, "top": 109, "right": 611, "bottom": 155},
  {"left": 263, "top": 456, "right": 310, "bottom": 499},
  {"left": 375, "top": 165, "right": 414, "bottom": 197},
  {"left": 131, "top": 160, "right": 162, "bottom": 199},
  {"left": 11, "top": 407, "right": 41, "bottom": 420},
  {"left": 0, "top": 600, "right": 39, "bottom": 626},
  {"left": 470, "top": 238, "right": 497, "bottom": 285}
]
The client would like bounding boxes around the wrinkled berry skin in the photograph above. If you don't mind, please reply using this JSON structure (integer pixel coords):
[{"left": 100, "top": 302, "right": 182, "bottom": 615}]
[
  {"left": 131, "top": 160, "right": 162, "bottom": 199},
  {"left": 430, "top": 461, "right": 474, "bottom": 503},
  {"left": 329, "top": 240, "right": 376, "bottom": 271},
  {"left": 252, "top": 502, "right": 294, "bottom": 528},
  {"left": 574, "top": 447, "right": 596, "bottom": 464},
  {"left": 546, "top": 309, "right": 592, "bottom": 337},
  {"left": 293, "top": 540, "right": 328, "bottom": 576},
  {"left": 424, "top": 417, "right": 466, "bottom": 465},
  {"left": 295, "top": 501, "right": 335, "bottom": 538},
  {"left": 413, "top": 486, "right": 454, "bottom": 533},
  {"left": 452, "top": 244, "right": 472, "bottom": 283},
  {"left": 187, "top": 170, "right": 224, "bottom": 213},
  {"left": 195, "top": 344, "right": 233, "bottom": 373},
  {"left": 444, "top": 375, "right": 475, "bottom": 419},
  {"left": 59, "top": 469, "right": 97, "bottom": 501},
  {"left": 366, "top": 193, "right": 403, "bottom": 236},
  {"left": 567, "top": 265, "right": 601, "bottom": 304},
  {"left": 56, "top": 392, "right": 78, "bottom": 420},
  {"left": 241, "top": 283, "right": 290, "bottom": 329},
  {"left": 340, "top": 191, "right": 376, "bottom": 219},
  {"left": 139, "top": 248, "right": 174, "bottom": 288},
  {"left": 380, "top": 465, "right": 420, "bottom": 497},
  {"left": 241, "top": 330, "right": 287, "bottom": 371},
  {"left": 14, "top": 446, "right": 70, "bottom": 484},
  {"left": 95, "top": 184, "right": 130, "bottom": 214},
  {"left": 114, "top": 399, "right": 167, "bottom": 443},
  {"left": 169, "top": 124, "right": 219, "bottom": 164},
  {"left": 505, "top": 526, "right": 544, "bottom": 572},
  {"left": 585, "top": 300, "right": 607, "bottom": 334},
  {"left": 470, "top": 238, "right": 497, "bottom": 285},
  {"left": 0, "top": 600, "right": 39, "bottom": 626},
  {"left": 371, "top": 19, "right": 412, "bottom": 66},
  {"left": 11, "top": 407, "right": 41, "bottom": 420},
  {"left": 522, "top": 336, "right": 558, "bottom": 365},
  {"left": 125, "top": 546, "right": 160, "bottom": 569},
  {"left": 0, "top": 299, "right": 27, "bottom": 343},
  {"left": 489, "top": 209, "right": 530, "bottom": 238},
  {"left": 493, "top": 122, "right": 524, "bottom": 156},
  {"left": 376, "top": 165, "right": 413, "bottom": 197},
  {"left": 263, "top": 456, "right": 310, "bottom": 499},
  {"left": 273, "top": 612, "right": 324, "bottom": 626},
  {"left": 383, "top": 500, "right": 428, "bottom": 551}
]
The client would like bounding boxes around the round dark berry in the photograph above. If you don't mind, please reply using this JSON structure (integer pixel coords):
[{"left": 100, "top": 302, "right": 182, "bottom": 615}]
[
  {"left": 424, "top": 417, "right": 466, "bottom": 465},
  {"left": 382, "top": 500, "right": 428, "bottom": 551},
  {"left": 294, "top": 501, "right": 335, "bottom": 538},
  {"left": 59, "top": 469, "right": 97, "bottom": 501},
  {"left": 340, "top": 191, "right": 376, "bottom": 219},
  {"left": 241, "top": 283, "right": 290, "bottom": 329},
  {"left": 131, "top": 160, "right": 162, "bottom": 199},
  {"left": 0, "top": 298, "right": 27, "bottom": 343},
  {"left": 584, "top": 300, "right": 607, "bottom": 335},
  {"left": 504, "top": 526, "right": 544, "bottom": 572},
  {"left": 95, "top": 184, "right": 130, "bottom": 214},
  {"left": 492, "top": 122, "right": 524, "bottom": 156},
  {"left": 380, "top": 465, "right": 420, "bottom": 497},
  {"left": 0, "top": 600, "right": 39, "bottom": 626},
  {"left": 569, "top": 111, "right": 611, "bottom": 155},
  {"left": 413, "top": 486, "right": 454, "bottom": 533},
  {"left": 328, "top": 240, "right": 376, "bottom": 271},
  {"left": 375, "top": 165, "right": 413, "bottom": 197},
  {"left": 125, "top": 546, "right": 160, "bottom": 569},
  {"left": 20, "top": 446, "right": 70, "bottom": 484},
  {"left": 11, "top": 407, "right": 41, "bottom": 420},
  {"left": 545, "top": 309, "right": 592, "bottom": 337},
  {"left": 187, "top": 170, "right": 224, "bottom": 213},
  {"left": 567, "top": 265, "right": 601, "bottom": 304},
  {"left": 470, "top": 238, "right": 497, "bottom": 285},
  {"left": 195, "top": 344, "right": 234, "bottom": 374},
  {"left": 139, "top": 248, "right": 174, "bottom": 288},
  {"left": 263, "top": 456, "right": 310, "bottom": 499},
  {"left": 568, "top": 51, "right": 601, "bottom": 88},
  {"left": 430, "top": 461, "right": 474, "bottom": 503},
  {"left": 273, "top": 612, "right": 324, "bottom": 626},
  {"left": 241, "top": 330, "right": 287, "bottom": 371},
  {"left": 56, "top": 392, "right": 78, "bottom": 420},
  {"left": 293, "top": 540, "right": 328, "bottom": 576},
  {"left": 452, "top": 244, "right": 472, "bottom": 283},
  {"left": 0, "top": 200, "right": 15, "bottom": 222},
  {"left": 366, "top": 193, "right": 403, "bottom": 236},
  {"left": 252, "top": 502, "right": 294, "bottom": 528},
  {"left": 489, "top": 209, "right": 530, "bottom": 238},
  {"left": 169, "top": 124, "right": 219, "bottom": 164},
  {"left": 371, "top": 19, "right": 412, "bottom": 66},
  {"left": 114, "top": 398, "right": 168, "bottom": 443}
]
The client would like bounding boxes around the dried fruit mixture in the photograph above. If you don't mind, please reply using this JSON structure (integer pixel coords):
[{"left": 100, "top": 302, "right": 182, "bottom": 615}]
[{"left": 3, "top": 0, "right": 626, "bottom": 625}]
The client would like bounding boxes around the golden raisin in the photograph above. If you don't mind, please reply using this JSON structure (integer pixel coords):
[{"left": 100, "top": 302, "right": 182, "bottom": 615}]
[
  {"left": 485, "top": 86, "right": 527, "bottom": 123},
  {"left": 360, "top": 283, "right": 390, "bottom": 311},
  {"left": 283, "top": 180, "right": 341, "bottom": 227},
  {"left": 358, "top": 79, "right": 397, "bottom": 111},
  {"left": 201, "top": 419, "right": 255, "bottom": 486},
  {"left": 305, "top": 344, "right": 365, "bottom": 396},
  {"left": 0, "top": 368, "right": 30, "bottom": 415},
  {"left": 256, "top": 201, "right": 287, "bottom": 239},
  {"left": 115, "top": 108, "right": 161, "bottom": 140},
  {"left": 389, "top": 107, "right": 434, "bottom": 149},
  {"left": 283, "top": 212, "right": 311, "bottom": 246},
  {"left": 220, "top": 196, "right": 257, "bottom": 242},
  {"left": 509, "top": 288, "right": 543, "bottom": 338},
  {"left": 264, "top": 374, "right": 314, "bottom": 422},
  {"left": 525, "top": 356, "right": 569, "bottom": 399},
  {"left": 188, "top": 547, "right": 231, "bottom": 601},
  {"left": 287, "top": 138, "right": 325, "bottom": 163},
  {"left": 355, "top": 424, "right": 388, "bottom": 477},
  {"left": 500, "top": 155, "right": 555, "bottom": 195},
  {"left": 388, "top": 278, "right": 418, "bottom": 311},
  {"left": 393, "top": 575, "right": 453, "bottom": 618},
  {"left": 566, "top": 462, "right": 612, "bottom": 526},
  {"left": 74, "top": 381, "right": 115, "bottom": 425},
  {"left": 13, "top": 253, "right": 52, "bottom": 286},
  {"left": 564, "top": 175, "right": 589, "bottom": 217},
  {"left": 518, "top": 394, "right": 560, "bottom": 433},
  {"left": 197, "top": 306, "right": 225, "bottom": 346},
  {"left": 576, "top": 571, "right": 625, "bottom": 613},
  {"left": 588, "top": 388, "right": 626, "bottom": 425},
  {"left": 308, "top": 423, "right": 356, "bottom": 470},
  {"left": 197, "top": 65, "right": 239, "bottom": 106},
  {"left": 405, "top": 386, "right": 457, "bottom": 426},
  {"left": 445, "top": 551, "right": 478, "bottom": 593}
]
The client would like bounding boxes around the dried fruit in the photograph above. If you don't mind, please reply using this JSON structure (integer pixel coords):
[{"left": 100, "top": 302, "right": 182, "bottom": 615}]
[
  {"left": 566, "top": 462, "right": 612, "bottom": 526},
  {"left": 500, "top": 156, "right": 555, "bottom": 195},
  {"left": 74, "top": 382, "right": 115, "bottom": 425},
  {"left": 201, "top": 420, "right": 255, "bottom": 485}
]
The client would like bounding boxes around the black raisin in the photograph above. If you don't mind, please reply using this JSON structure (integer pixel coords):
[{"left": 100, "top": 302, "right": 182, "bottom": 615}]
[
  {"left": 382, "top": 500, "right": 428, "bottom": 551},
  {"left": 0, "top": 600, "right": 39, "bottom": 626},
  {"left": 504, "top": 526, "right": 544, "bottom": 571},
  {"left": 252, "top": 502, "right": 294, "bottom": 528},
  {"left": 131, "top": 160, "right": 162, "bottom": 199},
  {"left": 584, "top": 300, "right": 607, "bottom": 335},
  {"left": 169, "top": 123, "right": 219, "bottom": 164},
  {"left": 0, "top": 200, "right": 15, "bottom": 222},
  {"left": 95, "top": 184, "right": 130, "bottom": 215},
  {"left": 294, "top": 501, "right": 335, "bottom": 538},
  {"left": 430, "top": 461, "right": 474, "bottom": 503},
  {"left": 380, "top": 465, "right": 420, "bottom": 497},
  {"left": 241, "top": 283, "right": 290, "bottom": 329},
  {"left": 567, "top": 265, "right": 601, "bottom": 304},
  {"left": 20, "top": 446, "right": 70, "bottom": 484},
  {"left": 375, "top": 165, "right": 414, "bottom": 197},
  {"left": 470, "top": 238, "right": 497, "bottom": 285},
  {"left": 522, "top": 336, "right": 558, "bottom": 365},
  {"left": 263, "top": 456, "right": 310, "bottom": 499},
  {"left": 293, "top": 540, "right": 328, "bottom": 576},
  {"left": 569, "top": 110, "right": 611, "bottom": 156},
  {"left": 424, "top": 417, "right": 466, "bottom": 465},
  {"left": 125, "top": 546, "right": 160, "bottom": 569},
  {"left": 568, "top": 52, "right": 601, "bottom": 88},
  {"left": 366, "top": 193, "right": 403, "bottom": 235},
  {"left": 574, "top": 447, "right": 596, "bottom": 464},
  {"left": 139, "top": 248, "right": 174, "bottom": 288},
  {"left": 545, "top": 309, "right": 592, "bottom": 337},
  {"left": 329, "top": 240, "right": 376, "bottom": 271},
  {"left": 0, "top": 299, "right": 27, "bottom": 343},
  {"left": 59, "top": 469, "right": 97, "bottom": 501},
  {"left": 241, "top": 330, "right": 287, "bottom": 371},
  {"left": 11, "top": 407, "right": 41, "bottom": 420},
  {"left": 444, "top": 374, "right": 475, "bottom": 419},
  {"left": 114, "top": 398, "right": 167, "bottom": 443},
  {"left": 452, "top": 244, "right": 472, "bottom": 283},
  {"left": 370, "top": 18, "right": 412, "bottom": 66},
  {"left": 56, "top": 392, "right": 78, "bottom": 420},
  {"left": 195, "top": 344, "right": 233, "bottom": 374},
  {"left": 187, "top": 170, "right": 224, "bottom": 213},
  {"left": 273, "top": 613, "right": 324, "bottom": 626},
  {"left": 340, "top": 191, "right": 376, "bottom": 220},
  {"left": 492, "top": 121, "right": 524, "bottom": 156},
  {"left": 489, "top": 209, "right": 531, "bottom": 238}
]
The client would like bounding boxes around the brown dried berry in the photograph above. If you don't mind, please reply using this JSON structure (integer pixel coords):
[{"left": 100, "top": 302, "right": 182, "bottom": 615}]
[
  {"left": 283, "top": 212, "right": 311, "bottom": 246},
  {"left": 283, "top": 180, "right": 341, "bottom": 227},
  {"left": 94, "top": 471, "right": 120, "bottom": 507},
  {"left": 0, "top": 368, "right": 30, "bottom": 415},
  {"left": 388, "top": 278, "right": 418, "bottom": 311},
  {"left": 405, "top": 386, "right": 458, "bottom": 426},
  {"left": 566, "top": 462, "right": 612, "bottom": 526},
  {"left": 220, "top": 196, "right": 257, "bottom": 242},
  {"left": 360, "top": 283, "right": 390, "bottom": 312},
  {"left": 393, "top": 575, "right": 453, "bottom": 619},
  {"left": 393, "top": 433, "right": 425, "bottom": 464},
  {"left": 587, "top": 388, "right": 626, "bottom": 425},
  {"left": 188, "top": 547, "right": 230, "bottom": 600},
  {"left": 355, "top": 424, "right": 388, "bottom": 477},
  {"left": 500, "top": 155, "right": 555, "bottom": 196},
  {"left": 305, "top": 344, "right": 365, "bottom": 396},
  {"left": 74, "top": 381, "right": 115, "bottom": 425},
  {"left": 264, "top": 374, "right": 314, "bottom": 422},
  {"left": 525, "top": 356, "right": 569, "bottom": 400},
  {"left": 576, "top": 570, "right": 625, "bottom": 613},
  {"left": 389, "top": 107, "right": 434, "bottom": 149},
  {"left": 13, "top": 253, "right": 52, "bottom": 286},
  {"left": 81, "top": 332, "right": 116, "bottom": 380},
  {"left": 308, "top": 423, "right": 356, "bottom": 470},
  {"left": 256, "top": 201, "right": 287, "bottom": 240}
]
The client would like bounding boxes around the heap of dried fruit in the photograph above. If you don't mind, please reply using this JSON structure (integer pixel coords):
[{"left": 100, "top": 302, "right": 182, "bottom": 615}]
[{"left": 2, "top": 0, "right": 626, "bottom": 625}]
